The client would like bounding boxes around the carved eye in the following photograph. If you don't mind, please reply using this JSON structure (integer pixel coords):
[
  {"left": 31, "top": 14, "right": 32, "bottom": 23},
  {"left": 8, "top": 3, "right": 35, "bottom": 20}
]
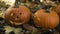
[{"left": 10, "top": 13, "right": 15, "bottom": 16}]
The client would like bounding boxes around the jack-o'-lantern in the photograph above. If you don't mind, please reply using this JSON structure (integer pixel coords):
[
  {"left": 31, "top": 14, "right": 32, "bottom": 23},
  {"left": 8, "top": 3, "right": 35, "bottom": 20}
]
[
  {"left": 34, "top": 9, "right": 59, "bottom": 29},
  {"left": 5, "top": 0, "right": 31, "bottom": 26}
]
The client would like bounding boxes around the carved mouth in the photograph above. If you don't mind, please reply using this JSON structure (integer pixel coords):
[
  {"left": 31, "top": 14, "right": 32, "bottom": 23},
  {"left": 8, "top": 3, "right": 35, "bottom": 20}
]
[{"left": 9, "top": 20, "right": 25, "bottom": 25}]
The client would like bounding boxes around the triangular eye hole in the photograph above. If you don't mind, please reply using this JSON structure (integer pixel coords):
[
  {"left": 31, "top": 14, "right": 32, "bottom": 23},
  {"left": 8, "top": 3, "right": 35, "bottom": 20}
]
[
  {"left": 10, "top": 13, "right": 15, "bottom": 16},
  {"left": 10, "top": 13, "right": 13, "bottom": 16}
]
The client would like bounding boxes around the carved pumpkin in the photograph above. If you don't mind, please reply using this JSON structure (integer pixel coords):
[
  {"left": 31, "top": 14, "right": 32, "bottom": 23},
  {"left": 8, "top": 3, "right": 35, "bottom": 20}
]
[
  {"left": 5, "top": 0, "right": 31, "bottom": 26},
  {"left": 55, "top": 4, "right": 60, "bottom": 16},
  {"left": 34, "top": 9, "right": 59, "bottom": 29}
]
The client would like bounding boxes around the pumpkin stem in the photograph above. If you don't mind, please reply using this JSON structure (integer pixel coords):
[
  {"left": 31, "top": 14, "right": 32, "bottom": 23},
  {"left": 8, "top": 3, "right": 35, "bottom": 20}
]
[
  {"left": 45, "top": 9, "right": 50, "bottom": 13},
  {"left": 14, "top": 0, "right": 19, "bottom": 8},
  {"left": 42, "top": 5, "right": 52, "bottom": 13}
]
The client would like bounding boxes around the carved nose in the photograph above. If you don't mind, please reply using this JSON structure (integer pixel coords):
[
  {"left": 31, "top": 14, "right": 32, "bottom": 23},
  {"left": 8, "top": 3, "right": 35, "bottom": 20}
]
[{"left": 15, "top": 16, "right": 19, "bottom": 20}]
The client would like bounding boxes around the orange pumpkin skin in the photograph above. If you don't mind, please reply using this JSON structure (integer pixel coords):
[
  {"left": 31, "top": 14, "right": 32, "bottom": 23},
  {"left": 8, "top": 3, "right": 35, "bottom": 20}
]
[
  {"left": 55, "top": 4, "right": 60, "bottom": 15},
  {"left": 5, "top": 5, "right": 31, "bottom": 26},
  {"left": 34, "top": 9, "right": 59, "bottom": 29}
]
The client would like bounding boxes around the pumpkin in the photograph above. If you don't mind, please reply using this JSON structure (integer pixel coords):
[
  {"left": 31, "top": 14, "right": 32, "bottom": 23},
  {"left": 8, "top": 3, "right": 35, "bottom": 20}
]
[
  {"left": 5, "top": 0, "right": 31, "bottom": 26},
  {"left": 34, "top": 9, "right": 59, "bottom": 29},
  {"left": 55, "top": 4, "right": 60, "bottom": 16}
]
